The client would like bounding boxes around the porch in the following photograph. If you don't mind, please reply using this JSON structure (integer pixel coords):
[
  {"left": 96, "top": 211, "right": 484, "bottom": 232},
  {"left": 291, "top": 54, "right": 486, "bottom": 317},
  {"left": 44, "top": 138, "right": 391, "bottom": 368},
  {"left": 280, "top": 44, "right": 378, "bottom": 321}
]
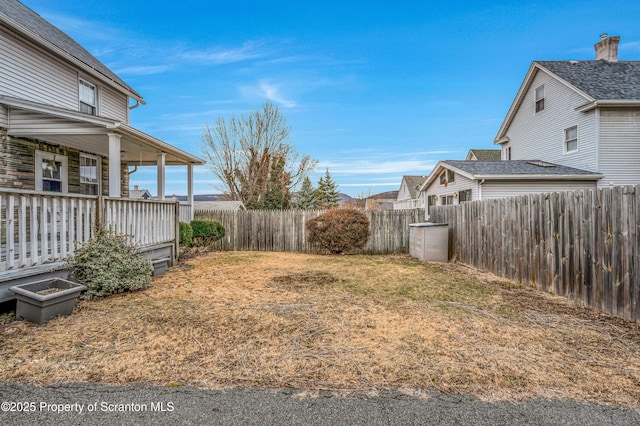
[{"left": 0, "top": 189, "right": 186, "bottom": 302}]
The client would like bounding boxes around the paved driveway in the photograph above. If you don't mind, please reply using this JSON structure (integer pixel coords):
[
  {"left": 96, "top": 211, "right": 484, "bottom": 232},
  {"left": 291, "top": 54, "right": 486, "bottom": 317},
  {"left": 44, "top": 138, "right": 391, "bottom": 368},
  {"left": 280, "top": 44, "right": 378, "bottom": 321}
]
[{"left": 1, "top": 383, "right": 638, "bottom": 425}]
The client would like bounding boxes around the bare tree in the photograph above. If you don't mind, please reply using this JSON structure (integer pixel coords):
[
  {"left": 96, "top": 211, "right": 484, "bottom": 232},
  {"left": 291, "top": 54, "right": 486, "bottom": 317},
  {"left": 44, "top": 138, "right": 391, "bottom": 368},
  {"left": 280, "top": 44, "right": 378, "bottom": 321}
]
[{"left": 201, "top": 101, "right": 317, "bottom": 209}]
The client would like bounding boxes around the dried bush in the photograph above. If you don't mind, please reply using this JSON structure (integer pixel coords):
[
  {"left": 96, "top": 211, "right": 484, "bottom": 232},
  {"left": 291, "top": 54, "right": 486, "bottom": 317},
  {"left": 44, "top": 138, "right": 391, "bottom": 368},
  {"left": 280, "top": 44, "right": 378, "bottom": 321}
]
[
  {"left": 306, "top": 208, "right": 370, "bottom": 254},
  {"left": 190, "top": 220, "right": 225, "bottom": 247},
  {"left": 70, "top": 229, "right": 153, "bottom": 298}
]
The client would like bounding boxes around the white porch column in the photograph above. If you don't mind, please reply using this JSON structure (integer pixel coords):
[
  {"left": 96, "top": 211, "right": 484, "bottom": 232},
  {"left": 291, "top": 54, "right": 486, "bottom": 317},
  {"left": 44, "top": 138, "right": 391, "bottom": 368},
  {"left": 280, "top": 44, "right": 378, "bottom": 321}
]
[
  {"left": 187, "top": 163, "right": 194, "bottom": 221},
  {"left": 107, "top": 133, "right": 122, "bottom": 197},
  {"left": 157, "top": 152, "right": 166, "bottom": 200}
]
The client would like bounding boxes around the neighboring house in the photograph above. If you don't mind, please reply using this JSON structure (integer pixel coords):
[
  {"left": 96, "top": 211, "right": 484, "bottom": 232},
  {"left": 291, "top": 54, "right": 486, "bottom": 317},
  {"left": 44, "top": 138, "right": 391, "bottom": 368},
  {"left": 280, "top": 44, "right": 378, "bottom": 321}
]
[
  {"left": 419, "top": 160, "right": 602, "bottom": 218},
  {"left": 365, "top": 191, "right": 397, "bottom": 211},
  {"left": 129, "top": 185, "right": 153, "bottom": 200},
  {"left": 0, "top": 1, "right": 205, "bottom": 300},
  {"left": 394, "top": 176, "right": 426, "bottom": 210},
  {"left": 495, "top": 34, "right": 640, "bottom": 187},
  {"left": 194, "top": 201, "right": 247, "bottom": 211},
  {"left": 465, "top": 149, "right": 501, "bottom": 161}
]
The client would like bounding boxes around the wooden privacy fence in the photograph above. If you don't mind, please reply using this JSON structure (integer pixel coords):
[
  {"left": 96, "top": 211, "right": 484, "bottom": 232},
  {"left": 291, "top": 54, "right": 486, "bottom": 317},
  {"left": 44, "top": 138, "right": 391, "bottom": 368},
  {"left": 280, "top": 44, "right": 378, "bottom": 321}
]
[
  {"left": 430, "top": 185, "right": 640, "bottom": 323},
  {"left": 194, "top": 209, "right": 425, "bottom": 254}
]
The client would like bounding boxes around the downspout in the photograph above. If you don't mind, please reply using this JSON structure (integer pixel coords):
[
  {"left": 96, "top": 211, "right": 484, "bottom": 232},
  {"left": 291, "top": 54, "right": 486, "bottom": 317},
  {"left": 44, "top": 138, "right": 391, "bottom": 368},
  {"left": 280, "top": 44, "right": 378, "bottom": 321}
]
[{"left": 478, "top": 179, "right": 485, "bottom": 200}]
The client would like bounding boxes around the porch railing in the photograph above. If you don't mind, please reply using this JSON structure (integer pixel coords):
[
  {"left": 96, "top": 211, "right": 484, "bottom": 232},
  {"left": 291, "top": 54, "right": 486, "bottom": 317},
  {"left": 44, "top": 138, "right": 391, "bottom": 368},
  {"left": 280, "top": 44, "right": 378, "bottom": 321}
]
[{"left": 0, "top": 189, "right": 178, "bottom": 273}]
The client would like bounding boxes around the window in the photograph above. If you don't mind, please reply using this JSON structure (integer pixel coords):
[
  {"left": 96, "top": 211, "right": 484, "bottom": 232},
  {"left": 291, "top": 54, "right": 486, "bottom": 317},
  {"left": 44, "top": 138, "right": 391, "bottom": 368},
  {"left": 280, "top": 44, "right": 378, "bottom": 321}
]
[
  {"left": 427, "top": 195, "right": 437, "bottom": 208},
  {"left": 535, "top": 84, "right": 545, "bottom": 113},
  {"left": 459, "top": 189, "right": 472, "bottom": 202},
  {"left": 505, "top": 146, "right": 512, "bottom": 160},
  {"left": 35, "top": 150, "right": 68, "bottom": 193},
  {"left": 80, "top": 154, "right": 100, "bottom": 195},
  {"left": 441, "top": 195, "right": 454, "bottom": 205},
  {"left": 439, "top": 170, "right": 455, "bottom": 186},
  {"left": 79, "top": 79, "right": 97, "bottom": 115},
  {"left": 564, "top": 126, "right": 578, "bottom": 152}
]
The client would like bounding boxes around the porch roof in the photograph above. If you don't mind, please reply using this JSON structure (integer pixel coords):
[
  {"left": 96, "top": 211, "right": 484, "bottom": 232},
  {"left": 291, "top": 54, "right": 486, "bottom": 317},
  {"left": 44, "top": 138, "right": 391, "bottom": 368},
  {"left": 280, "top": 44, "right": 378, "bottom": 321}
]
[{"left": 0, "top": 95, "right": 205, "bottom": 166}]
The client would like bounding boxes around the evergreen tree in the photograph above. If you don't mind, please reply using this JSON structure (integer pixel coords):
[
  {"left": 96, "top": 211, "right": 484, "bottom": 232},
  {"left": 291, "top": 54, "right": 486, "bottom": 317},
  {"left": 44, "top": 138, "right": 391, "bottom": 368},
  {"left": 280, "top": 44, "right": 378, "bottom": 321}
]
[
  {"left": 315, "top": 169, "right": 340, "bottom": 209},
  {"left": 292, "top": 176, "right": 317, "bottom": 209}
]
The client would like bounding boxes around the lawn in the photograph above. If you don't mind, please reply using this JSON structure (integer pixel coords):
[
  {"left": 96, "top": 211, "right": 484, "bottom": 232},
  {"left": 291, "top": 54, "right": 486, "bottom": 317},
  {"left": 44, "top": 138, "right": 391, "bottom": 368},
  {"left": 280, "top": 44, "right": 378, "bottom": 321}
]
[{"left": 1, "top": 251, "right": 639, "bottom": 408}]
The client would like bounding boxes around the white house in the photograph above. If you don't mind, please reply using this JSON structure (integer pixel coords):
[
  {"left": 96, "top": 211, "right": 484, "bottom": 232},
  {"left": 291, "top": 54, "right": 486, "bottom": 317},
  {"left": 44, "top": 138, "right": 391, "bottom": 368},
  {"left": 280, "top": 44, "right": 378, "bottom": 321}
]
[
  {"left": 495, "top": 34, "right": 640, "bottom": 187},
  {"left": 0, "top": 0, "right": 205, "bottom": 299},
  {"left": 394, "top": 176, "right": 426, "bottom": 210}
]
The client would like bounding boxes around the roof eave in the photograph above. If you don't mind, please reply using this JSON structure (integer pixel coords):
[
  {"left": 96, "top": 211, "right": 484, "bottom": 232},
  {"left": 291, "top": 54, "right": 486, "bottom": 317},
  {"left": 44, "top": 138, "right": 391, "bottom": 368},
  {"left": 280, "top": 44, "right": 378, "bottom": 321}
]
[
  {"left": 474, "top": 174, "right": 604, "bottom": 181},
  {"left": 576, "top": 99, "right": 640, "bottom": 112}
]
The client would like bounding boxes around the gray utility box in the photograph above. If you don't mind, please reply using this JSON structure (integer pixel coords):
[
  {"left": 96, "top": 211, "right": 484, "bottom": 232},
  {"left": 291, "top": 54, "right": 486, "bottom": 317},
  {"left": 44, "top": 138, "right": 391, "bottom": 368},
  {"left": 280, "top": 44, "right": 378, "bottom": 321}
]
[
  {"left": 409, "top": 223, "right": 449, "bottom": 262},
  {"left": 10, "top": 278, "right": 87, "bottom": 324}
]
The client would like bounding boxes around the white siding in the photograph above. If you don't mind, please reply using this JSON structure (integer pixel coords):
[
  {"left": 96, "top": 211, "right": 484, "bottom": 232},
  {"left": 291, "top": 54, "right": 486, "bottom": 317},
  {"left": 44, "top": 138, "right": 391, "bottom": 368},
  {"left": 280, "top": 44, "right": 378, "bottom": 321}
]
[
  {"left": 397, "top": 180, "right": 412, "bottom": 201},
  {"left": 0, "top": 28, "right": 78, "bottom": 110},
  {"left": 100, "top": 84, "right": 128, "bottom": 122},
  {"left": 504, "top": 69, "right": 598, "bottom": 172},
  {"left": 0, "top": 28, "right": 130, "bottom": 123},
  {"left": 424, "top": 171, "right": 476, "bottom": 202},
  {"left": 481, "top": 180, "right": 598, "bottom": 199},
  {"left": 599, "top": 109, "right": 640, "bottom": 187}
]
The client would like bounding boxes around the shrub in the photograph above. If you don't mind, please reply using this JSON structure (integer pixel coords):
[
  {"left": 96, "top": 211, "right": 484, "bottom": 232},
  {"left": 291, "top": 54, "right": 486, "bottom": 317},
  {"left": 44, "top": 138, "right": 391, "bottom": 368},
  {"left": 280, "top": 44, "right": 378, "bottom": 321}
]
[
  {"left": 190, "top": 220, "right": 225, "bottom": 247},
  {"left": 70, "top": 229, "right": 153, "bottom": 299},
  {"left": 179, "top": 222, "right": 193, "bottom": 246},
  {"left": 306, "top": 208, "right": 370, "bottom": 254}
]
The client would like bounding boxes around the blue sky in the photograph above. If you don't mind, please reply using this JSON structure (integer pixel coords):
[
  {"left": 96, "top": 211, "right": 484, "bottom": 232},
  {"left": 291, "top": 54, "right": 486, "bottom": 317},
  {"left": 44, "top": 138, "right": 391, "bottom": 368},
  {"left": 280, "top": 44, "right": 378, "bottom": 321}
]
[{"left": 22, "top": 0, "right": 640, "bottom": 197}]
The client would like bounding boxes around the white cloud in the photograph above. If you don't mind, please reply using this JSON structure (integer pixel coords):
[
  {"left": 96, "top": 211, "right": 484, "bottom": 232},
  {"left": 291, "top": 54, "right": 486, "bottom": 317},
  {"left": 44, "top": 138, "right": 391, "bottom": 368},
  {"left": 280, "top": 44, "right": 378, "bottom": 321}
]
[
  {"left": 239, "top": 80, "right": 297, "bottom": 108},
  {"left": 180, "top": 41, "right": 270, "bottom": 65}
]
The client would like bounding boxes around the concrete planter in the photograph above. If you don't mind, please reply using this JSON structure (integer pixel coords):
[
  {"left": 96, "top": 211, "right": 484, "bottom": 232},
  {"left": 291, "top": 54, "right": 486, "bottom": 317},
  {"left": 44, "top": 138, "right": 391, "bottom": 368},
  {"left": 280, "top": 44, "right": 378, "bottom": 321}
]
[{"left": 10, "top": 278, "right": 87, "bottom": 324}]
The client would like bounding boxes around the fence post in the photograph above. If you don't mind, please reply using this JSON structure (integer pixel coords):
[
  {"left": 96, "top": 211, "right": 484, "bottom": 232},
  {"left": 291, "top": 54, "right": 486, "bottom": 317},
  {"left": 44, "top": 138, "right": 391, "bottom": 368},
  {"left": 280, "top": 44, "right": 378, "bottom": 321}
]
[{"left": 174, "top": 200, "right": 180, "bottom": 265}]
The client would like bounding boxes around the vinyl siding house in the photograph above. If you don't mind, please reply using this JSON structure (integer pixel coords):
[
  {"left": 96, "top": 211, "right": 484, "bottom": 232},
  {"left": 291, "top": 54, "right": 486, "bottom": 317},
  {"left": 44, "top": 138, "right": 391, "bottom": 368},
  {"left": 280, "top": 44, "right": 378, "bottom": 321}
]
[
  {"left": 419, "top": 160, "right": 602, "bottom": 218},
  {"left": 0, "top": 0, "right": 205, "bottom": 301},
  {"left": 394, "top": 175, "right": 426, "bottom": 210},
  {"left": 495, "top": 35, "right": 640, "bottom": 187}
]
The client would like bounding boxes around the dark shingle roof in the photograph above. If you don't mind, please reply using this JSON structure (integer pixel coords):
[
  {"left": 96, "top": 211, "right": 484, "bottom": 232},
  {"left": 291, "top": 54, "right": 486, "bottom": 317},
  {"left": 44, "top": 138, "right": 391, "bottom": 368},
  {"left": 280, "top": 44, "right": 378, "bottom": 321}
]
[
  {"left": 0, "top": 0, "right": 138, "bottom": 96},
  {"left": 444, "top": 160, "right": 601, "bottom": 177},
  {"left": 536, "top": 60, "right": 640, "bottom": 100}
]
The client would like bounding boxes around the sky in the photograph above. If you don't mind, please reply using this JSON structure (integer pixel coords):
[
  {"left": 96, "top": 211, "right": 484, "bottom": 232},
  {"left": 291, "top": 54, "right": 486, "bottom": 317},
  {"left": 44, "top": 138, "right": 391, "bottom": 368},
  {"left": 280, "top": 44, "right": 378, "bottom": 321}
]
[{"left": 21, "top": 0, "right": 640, "bottom": 197}]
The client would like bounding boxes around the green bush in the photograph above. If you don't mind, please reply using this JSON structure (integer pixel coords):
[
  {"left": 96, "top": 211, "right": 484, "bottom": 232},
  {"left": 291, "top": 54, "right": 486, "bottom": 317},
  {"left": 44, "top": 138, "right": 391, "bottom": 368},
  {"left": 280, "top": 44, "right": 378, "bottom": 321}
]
[
  {"left": 70, "top": 229, "right": 153, "bottom": 298},
  {"left": 305, "top": 208, "right": 370, "bottom": 254},
  {"left": 179, "top": 222, "right": 193, "bottom": 246},
  {"left": 190, "top": 220, "right": 225, "bottom": 247}
]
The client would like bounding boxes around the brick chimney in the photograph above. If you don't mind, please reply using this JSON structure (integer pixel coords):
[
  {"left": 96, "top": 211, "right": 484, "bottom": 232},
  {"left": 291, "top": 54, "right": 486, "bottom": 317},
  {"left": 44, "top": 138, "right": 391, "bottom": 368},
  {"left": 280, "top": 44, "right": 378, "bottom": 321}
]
[{"left": 594, "top": 33, "right": 620, "bottom": 62}]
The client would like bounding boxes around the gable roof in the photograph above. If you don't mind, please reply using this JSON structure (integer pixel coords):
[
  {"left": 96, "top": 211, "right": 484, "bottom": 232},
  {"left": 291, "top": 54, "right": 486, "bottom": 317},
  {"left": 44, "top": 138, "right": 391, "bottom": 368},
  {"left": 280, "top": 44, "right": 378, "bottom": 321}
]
[
  {"left": 419, "top": 160, "right": 603, "bottom": 191},
  {"left": 400, "top": 176, "right": 427, "bottom": 199},
  {"left": 0, "top": 0, "right": 141, "bottom": 101},
  {"left": 495, "top": 60, "right": 640, "bottom": 142},
  {"left": 466, "top": 149, "right": 501, "bottom": 161},
  {"left": 536, "top": 61, "right": 640, "bottom": 100}
]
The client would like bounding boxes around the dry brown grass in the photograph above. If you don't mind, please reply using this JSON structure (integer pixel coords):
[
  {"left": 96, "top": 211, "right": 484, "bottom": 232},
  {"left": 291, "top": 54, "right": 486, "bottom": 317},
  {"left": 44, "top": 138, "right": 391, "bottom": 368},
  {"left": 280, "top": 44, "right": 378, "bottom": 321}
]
[{"left": 1, "top": 251, "right": 639, "bottom": 408}]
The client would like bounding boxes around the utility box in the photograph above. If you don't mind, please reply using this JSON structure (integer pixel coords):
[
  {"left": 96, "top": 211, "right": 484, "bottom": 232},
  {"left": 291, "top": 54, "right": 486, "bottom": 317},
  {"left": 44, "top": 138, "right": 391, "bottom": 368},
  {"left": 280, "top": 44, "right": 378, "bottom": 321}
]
[{"left": 409, "top": 223, "right": 449, "bottom": 262}]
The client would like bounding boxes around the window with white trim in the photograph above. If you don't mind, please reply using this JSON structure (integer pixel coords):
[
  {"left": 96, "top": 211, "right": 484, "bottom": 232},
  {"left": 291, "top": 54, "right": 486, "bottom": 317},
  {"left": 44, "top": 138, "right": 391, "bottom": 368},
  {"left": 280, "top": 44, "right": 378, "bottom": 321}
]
[
  {"left": 79, "top": 79, "right": 97, "bottom": 115},
  {"left": 459, "top": 189, "right": 472, "bottom": 203},
  {"left": 535, "top": 84, "right": 545, "bottom": 113},
  {"left": 80, "top": 154, "right": 100, "bottom": 195},
  {"left": 564, "top": 126, "right": 578, "bottom": 153},
  {"left": 439, "top": 170, "right": 455, "bottom": 186},
  {"left": 35, "top": 150, "right": 68, "bottom": 193},
  {"left": 441, "top": 195, "right": 454, "bottom": 205}
]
